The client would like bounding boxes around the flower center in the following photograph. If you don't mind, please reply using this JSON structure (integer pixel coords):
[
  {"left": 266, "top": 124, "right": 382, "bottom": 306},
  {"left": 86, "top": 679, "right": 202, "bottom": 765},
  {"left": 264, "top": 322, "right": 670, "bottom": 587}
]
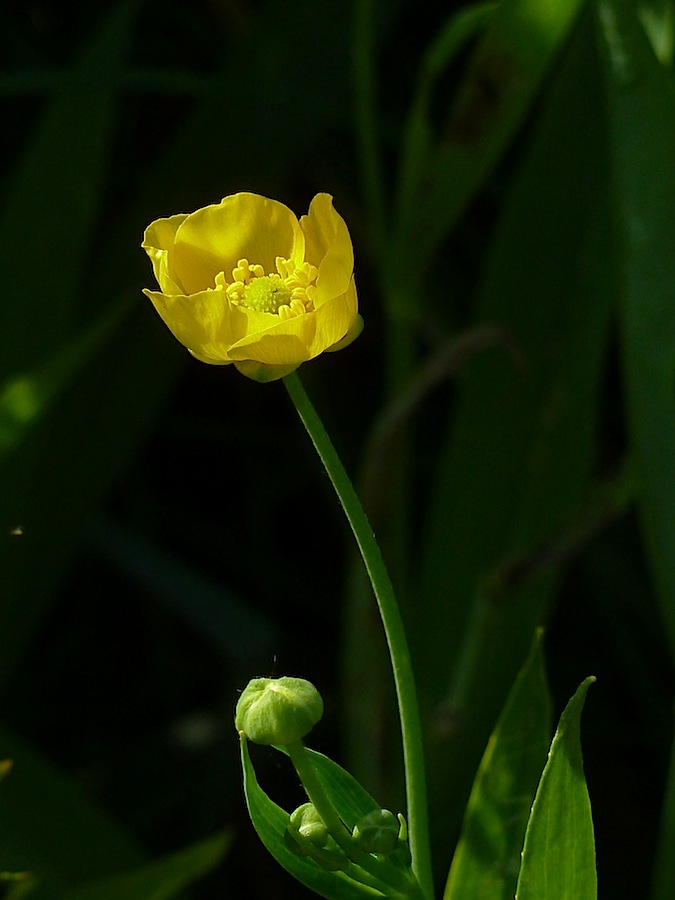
[
  {"left": 242, "top": 274, "right": 292, "bottom": 313},
  {"left": 214, "top": 257, "right": 318, "bottom": 320}
]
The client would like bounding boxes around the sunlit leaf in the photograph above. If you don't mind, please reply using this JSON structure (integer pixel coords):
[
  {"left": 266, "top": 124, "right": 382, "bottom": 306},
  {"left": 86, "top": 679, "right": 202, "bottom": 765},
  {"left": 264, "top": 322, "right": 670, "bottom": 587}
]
[
  {"left": 444, "top": 630, "right": 552, "bottom": 900},
  {"left": 515, "top": 677, "right": 596, "bottom": 900}
]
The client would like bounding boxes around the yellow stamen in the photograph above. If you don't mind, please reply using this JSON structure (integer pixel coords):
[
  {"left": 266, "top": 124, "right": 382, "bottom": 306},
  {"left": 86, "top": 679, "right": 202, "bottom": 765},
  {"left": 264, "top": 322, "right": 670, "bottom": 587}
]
[{"left": 215, "top": 256, "right": 318, "bottom": 316}]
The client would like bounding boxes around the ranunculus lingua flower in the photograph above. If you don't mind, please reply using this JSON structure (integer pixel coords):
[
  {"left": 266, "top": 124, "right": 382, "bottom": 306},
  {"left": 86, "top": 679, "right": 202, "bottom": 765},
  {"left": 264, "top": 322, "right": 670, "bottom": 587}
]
[{"left": 142, "top": 192, "right": 362, "bottom": 382}]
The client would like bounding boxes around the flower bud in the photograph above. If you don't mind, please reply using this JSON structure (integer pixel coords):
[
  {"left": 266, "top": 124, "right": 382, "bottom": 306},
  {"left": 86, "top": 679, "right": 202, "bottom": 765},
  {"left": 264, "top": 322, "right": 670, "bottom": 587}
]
[
  {"left": 235, "top": 676, "right": 324, "bottom": 745},
  {"left": 351, "top": 809, "right": 400, "bottom": 854},
  {"left": 288, "top": 803, "right": 328, "bottom": 848},
  {"left": 285, "top": 804, "right": 347, "bottom": 871}
]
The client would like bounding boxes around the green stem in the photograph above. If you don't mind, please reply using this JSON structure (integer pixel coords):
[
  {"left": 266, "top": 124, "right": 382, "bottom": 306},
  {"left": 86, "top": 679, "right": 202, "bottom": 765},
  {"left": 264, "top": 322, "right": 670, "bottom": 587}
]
[{"left": 283, "top": 371, "right": 434, "bottom": 900}]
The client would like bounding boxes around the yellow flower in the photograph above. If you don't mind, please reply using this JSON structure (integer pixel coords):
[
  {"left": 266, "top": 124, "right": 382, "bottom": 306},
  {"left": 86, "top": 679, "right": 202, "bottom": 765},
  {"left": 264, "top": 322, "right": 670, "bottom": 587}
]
[{"left": 142, "top": 192, "right": 362, "bottom": 382}]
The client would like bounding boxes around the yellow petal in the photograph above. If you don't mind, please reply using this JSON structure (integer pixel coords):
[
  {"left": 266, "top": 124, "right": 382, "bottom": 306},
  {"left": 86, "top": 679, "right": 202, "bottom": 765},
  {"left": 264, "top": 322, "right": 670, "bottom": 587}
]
[
  {"left": 142, "top": 213, "right": 188, "bottom": 294},
  {"left": 144, "top": 288, "right": 251, "bottom": 363},
  {"left": 227, "top": 312, "right": 317, "bottom": 366},
  {"left": 310, "top": 277, "right": 359, "bottom": 356},
  {"left": 172, "top": 193, "right": 305, "bottom": 295},
  {"left": 300, "top": 194, "right": 354, "bottom": 303},
  {"left": 326, "top": 313, "right": 364, "bottom": 353}
]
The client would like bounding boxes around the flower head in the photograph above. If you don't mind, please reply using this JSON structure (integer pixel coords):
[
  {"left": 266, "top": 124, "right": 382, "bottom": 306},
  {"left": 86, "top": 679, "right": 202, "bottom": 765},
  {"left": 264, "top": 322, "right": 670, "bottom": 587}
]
[{"left": 142, "top": 193, "right": 362, "bottom": 382}]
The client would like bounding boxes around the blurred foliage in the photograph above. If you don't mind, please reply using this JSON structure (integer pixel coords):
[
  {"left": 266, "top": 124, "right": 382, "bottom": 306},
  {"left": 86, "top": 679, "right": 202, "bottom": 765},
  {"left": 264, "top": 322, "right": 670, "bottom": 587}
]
[{"left": 1, "top": 0, "right": 675, "bottom": 897}]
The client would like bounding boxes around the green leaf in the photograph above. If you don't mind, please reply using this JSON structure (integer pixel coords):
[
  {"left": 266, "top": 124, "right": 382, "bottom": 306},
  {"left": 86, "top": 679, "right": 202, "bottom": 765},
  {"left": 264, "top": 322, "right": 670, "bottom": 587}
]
[
  {"left": 0, "top": 724, "right": 143, "bottom": 892},
  {"left": 0, "top": 302, "right": 183, "bottom": 691},
  {"left": 414, "top": 8, "right": 612, "bottom": 853},
  {"left": 393, "top": 0, "right": 589, "bottom": 286},
  {"left": 59, "top": 833, "right": 230, "bottom": 900},
  {"left": 444, "top": 630, "right": 552, "bottom": 900},
  {"left": 395, "top": 1, "right": 496, "bottom": 254},
  {"left": 598, "top": 0, "right": 675, "bottom": 654},
  {"left": 240, "top": 739, "right": 384, "bottom": 899},
  {"left": 514, "top": 677, "right": 597, "bottom": 900},
  {"left": 0, "top": 299, "right": 129, "bottom": 462},
  {"left": 596, "top": 5, "right": 675, "bottom": 897},
  {"left": 0, "top": 0, "right": 138, "bottom": 380}
]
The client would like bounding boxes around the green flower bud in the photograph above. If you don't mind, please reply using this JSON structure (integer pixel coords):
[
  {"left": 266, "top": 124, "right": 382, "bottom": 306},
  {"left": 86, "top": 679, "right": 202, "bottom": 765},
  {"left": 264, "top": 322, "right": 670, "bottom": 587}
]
[
  {"left": 285, "top": 804, "right": 348, "bottom": 872},
  {"left": 288, "top": 803, "right": 328, "bottom": 848},
  {"left": 352, "top": 808, "right": 400, "bottom": 854},
  {"left": 235, "top": 676, "right": 324, "bottom": 745}
]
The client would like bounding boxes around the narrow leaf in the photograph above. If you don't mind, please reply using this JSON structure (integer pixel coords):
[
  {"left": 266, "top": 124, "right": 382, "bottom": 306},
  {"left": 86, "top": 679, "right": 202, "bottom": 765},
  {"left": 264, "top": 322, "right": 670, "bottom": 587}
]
[
  {"left": 60, "top": 832, "right": 230, "bottom": 900},
  {"left": 444, "top": 630, "right": 552, "bottom": 900},
  {"left": 598, "top": 0, "right": 675, "bottom": 652},
  {"left": 0, "top": 0, "right": 137, "bottom": 378},
  {"left": 0, "top": 724, "right": 143, "bottom": 890},
  {"left": 394, "top": 0, "right": 589, "bottom": 282},
  {"left": 515, "top": 677, "right": 597, "bottom": 900},
  {"left": 597, "top": 7, "right": 675, "bottom": 898},
  {"left": 416, "top": 10, "right": 611, "bottom": 853}
]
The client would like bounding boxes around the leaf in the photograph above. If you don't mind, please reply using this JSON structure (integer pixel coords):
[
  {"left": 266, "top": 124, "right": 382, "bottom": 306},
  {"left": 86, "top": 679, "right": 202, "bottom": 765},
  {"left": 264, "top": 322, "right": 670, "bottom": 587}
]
[
  {"left": 514, "top": 677, "right": 597, "bottom": 900},
  {"left": 0, "top": 299, "right": 129, "bottom": 462},
  {"left": 0, "top": 0, "right": 138, "bottom": 380},
  {"left": 596, "top": 4, "right": 675, "bottom": 897},
  {"left": 414, "top": 8, "right": 612, "bottom": 851},
  {"left": 395, "top": 1, "right": 496, "bottom": 254},
  {"left": 393, "top": 0, "right": 589, "bottom": 285},
  {"left": 444, "top": 630, "right": 552, "bottom": 900},
  {"left": 598, "top": 0, "right": 675, "bottom": 653},
  {"left": 240, "top": 739, "right": 384, "bottom": 899},
  {"left": 60, "top": 833, "right": 230, "bottom": 900},
  {"left": 0, "top": 302, "right": 184, "bottom": 690},
  {"left": 0, "top": 724, "right": 143, "bottom": 892}
]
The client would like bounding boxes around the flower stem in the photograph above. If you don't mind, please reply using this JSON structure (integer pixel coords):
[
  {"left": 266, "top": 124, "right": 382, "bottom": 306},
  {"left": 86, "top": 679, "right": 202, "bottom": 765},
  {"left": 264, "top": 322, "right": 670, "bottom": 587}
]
[{"left": 283, "top": 370, "right": 434, "bottom": 900}]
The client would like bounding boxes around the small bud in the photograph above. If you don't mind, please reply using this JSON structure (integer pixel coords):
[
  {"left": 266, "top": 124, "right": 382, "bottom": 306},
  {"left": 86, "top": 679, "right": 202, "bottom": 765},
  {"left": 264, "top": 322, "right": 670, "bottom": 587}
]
[
  {"left": 235, "top": 676, "right": 324, "bottom": 745},
  {"left": 288, "top": 803, "right": 328, "bottom": 848},
  {"left": 352, "top": 808, "right": 400, "bottom": 854},
  {"left": 285, "top": 804, "right": 348, "bottom": 872}
]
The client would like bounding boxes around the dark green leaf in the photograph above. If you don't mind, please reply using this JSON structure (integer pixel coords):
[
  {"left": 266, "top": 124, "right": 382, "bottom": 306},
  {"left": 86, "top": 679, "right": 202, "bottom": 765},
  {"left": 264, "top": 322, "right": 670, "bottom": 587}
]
[
  {"left": 444, "top": 630, "right": 552, "bottom": 900},
  {"left": 515, "top": 677, "right": 596, "bottom": 899},
  {"left": 415, "top": 9, "right": 612, "bottom": 853},
  {"left": 0, "top": 724, "right": 143, "bottom": 892},
  {"left": 393, "top": 0, "right": 589, "bottom": 285},
  {"left": 0, "top": 0, "right": 138, "bottom": 379},
  {"left": 60, "top": 833, "right": 230, "bottom": 900},
  {"left": 596, "top": 3, "right": 675, "bottom": 896}
]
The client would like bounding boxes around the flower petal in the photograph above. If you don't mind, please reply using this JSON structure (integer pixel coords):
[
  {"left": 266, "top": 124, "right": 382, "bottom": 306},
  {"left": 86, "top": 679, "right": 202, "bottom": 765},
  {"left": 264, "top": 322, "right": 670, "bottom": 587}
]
[
  {"left": 144, "top": 288, "right": 251, "bottom": 363},
  {"left": 300, "top": 194, "right": 353, "bottom": 303},
  {"left": 310, "top": 277, "right": 359, "bottom": 355},
  {"left": 326, "top": 313, "right": 364, "bottom": 353},
  {"left": 227, "top": 312, "right": 317, "bottom": 366},
  {"left": 172, "top": 193, "right": 305, "bottom": 294},
  {"left": 142, "top": 213, "right": 188, "bottom": 294}
]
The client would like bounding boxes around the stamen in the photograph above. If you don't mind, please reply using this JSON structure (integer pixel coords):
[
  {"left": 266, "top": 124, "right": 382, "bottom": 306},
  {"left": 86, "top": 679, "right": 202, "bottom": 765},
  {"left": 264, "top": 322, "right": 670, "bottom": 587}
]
[{"left": 215, "top": 256, "right": 319, "bottom": 315}]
